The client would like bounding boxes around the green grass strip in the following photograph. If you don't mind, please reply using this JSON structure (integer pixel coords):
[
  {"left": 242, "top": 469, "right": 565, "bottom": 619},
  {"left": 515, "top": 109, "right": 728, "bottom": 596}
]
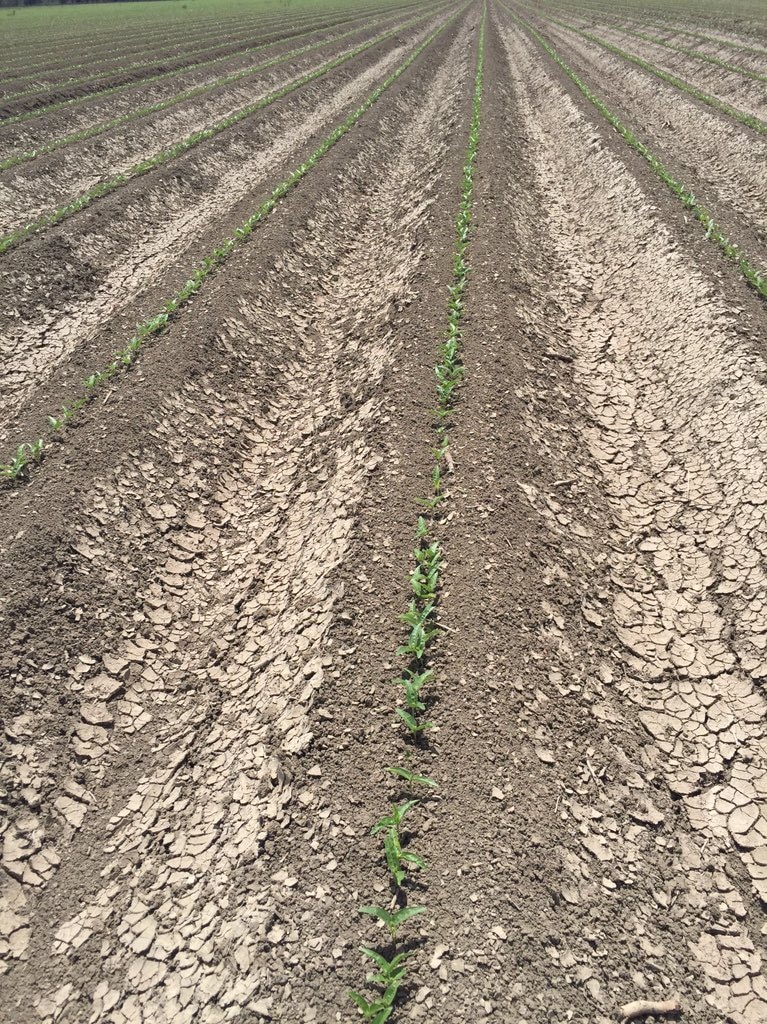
[
  {"left": 0, "top": 6, "right": 463, "bottom": 483},
  {"left": 501, "top": 5, "right": 767, "bottom": 302},
  {"left": 0, "top": 3, "right": 445, "bottom": 173},
  {"left": 349, "top": 7, "right": 485, "bottom": 1022},
  {"left": 0, "top": 10, "right": 439, "bottom": 257},
  {"left": 0, "top": 7, "right": 387, "bottom": 129},
  {"left": 545, "top": 15, "right": 767, "bottom": 134}
]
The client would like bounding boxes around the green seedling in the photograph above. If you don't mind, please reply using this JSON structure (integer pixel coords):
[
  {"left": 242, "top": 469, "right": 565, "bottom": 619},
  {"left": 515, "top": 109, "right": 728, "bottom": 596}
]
[
  {"left": 347, "top": 947, "right": 412, "bottom": 1021},
  {"left": 397, "top": 602, "right": 439, "bottom": 660},
  {"left": 46, "top": 415, "right": 64, "bottom": 431},
  {"left": 347, "top": 988, "right": 396, "bottom": 1024},
  {"left": 416, "top": 494, "right": 442, "bottom": 509},
  {"left": 396, "top": 708, "right": 434, "bottom": 737},
  {"left": 0, "top": 440, "right": 43, "bottom": 480},
  {"left": 386, "top": 766, "right": 438, "bottom": 789},
  {"left": 384, "top": 827, "right": 427, "bottom": 887},
  {"left": 394, "top": 667, "right": 433, "bottom": 711},
  {"left": 358, "top": 904, "right": 426, "bottom": 941},
  {"left": 371, "top": 800, "right": 419, "bottom": 837},
  {"left": 361, "top": 947, "right": 412, "bottom": 987},
  {"left": 415, "top": 515, "right": 429, "bottom": 541}
]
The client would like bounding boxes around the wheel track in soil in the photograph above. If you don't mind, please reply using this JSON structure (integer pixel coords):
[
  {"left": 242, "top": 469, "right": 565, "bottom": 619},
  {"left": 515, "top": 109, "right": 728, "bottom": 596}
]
[
  {"left": 0, "top": 6, "right": 445, "bottom": 235},
  {"left": 0, "top": 12, "right": 452, "bottom": 450},
  {"left": 491, "top": 12, "right": 767, "bottom": 1023},
  {"left": 512, "top": 10, "right": 767, "bottom": 266},
  {"left": 0, "top": 12, "right": 471, "bottom": 1015}
]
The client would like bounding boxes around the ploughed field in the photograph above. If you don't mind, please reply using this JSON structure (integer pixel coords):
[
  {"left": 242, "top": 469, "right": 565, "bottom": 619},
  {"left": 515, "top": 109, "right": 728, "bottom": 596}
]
[{"left": 2, "top": 0, "right": 767, "bottom": 1020}]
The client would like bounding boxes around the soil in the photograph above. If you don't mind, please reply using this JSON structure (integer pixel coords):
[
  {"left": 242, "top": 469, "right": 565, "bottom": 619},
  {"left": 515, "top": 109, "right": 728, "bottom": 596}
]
[{"left": 2, "top": 2, "right": 767, "bottom": 1023}]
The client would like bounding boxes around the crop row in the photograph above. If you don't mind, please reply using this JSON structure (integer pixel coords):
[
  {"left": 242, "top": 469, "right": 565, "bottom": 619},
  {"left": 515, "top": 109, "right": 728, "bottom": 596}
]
[
  {"left": 0, "top": 7, "right": 464, "bottom": 482},
  {"left": 550, "top": 5, "right": 767, "bottom": 59},
  {"left": 348, "top": 9, "right": 485, "bottom": 1022},
  {"left": 542, "top": 13, "right": 767, "bottom": 135},
  {"left": 0, "top": 8, "right": 444, "bottom": 256},
  {"left": 0, "top": 3, "right": 331, "bottom": 86},
  {"left": 0, "top": 1, "right": 445, "bottom": 174},
  {"left": 499, "top": 4, "right": 767, "bottom": 300},
  {"left": 582, "top": 19, "right": 767, "bottom": 84},
  {"left": 0, "top": 4, "right": 279, "bottom": 65},
  {"left": 0, "top": 4, "right": 403, "bottom": 105},
  {"left": 0, "top": 4, "right": 405, "bottom": 129}
]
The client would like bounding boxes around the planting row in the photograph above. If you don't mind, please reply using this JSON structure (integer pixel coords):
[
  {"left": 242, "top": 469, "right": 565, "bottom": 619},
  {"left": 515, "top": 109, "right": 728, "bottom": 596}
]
[
  {"left": 0, "top": 6, "right": 449, "bottom": 251},
  {"left": 0, "top": 6, "right": 464, "bottom": 481},
  {"left": 349, "top": 9, "right": 485, "bottom": 1021},
  {"left": 539, "top": 12, "right": 767, "bottom": 131},
  {"left": 0, "top": 3, "right": 344, "bottom": 87}
]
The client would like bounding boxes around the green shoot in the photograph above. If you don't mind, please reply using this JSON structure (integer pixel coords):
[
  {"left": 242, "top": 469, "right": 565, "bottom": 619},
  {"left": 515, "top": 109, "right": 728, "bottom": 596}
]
[
  {"left": 0, "top": 440, "right": 44, "bottom": 481},
  {"left": 347, "top": 989, "right": 395, "bottom": 1024},
  {"left": 386, "top": 766, "right": 438, "bottom": 789},
  {"left": 358, "top": 904, "right": 426, "bottom": 941},
  {"left": 361, "top": 947, "right": 412, "bottom": 986},
  {"left": 396, "top": 709, "right": 434, "bottom": 737},
  {"left": 371, "top": 801, "right": 419, "bottom": 836}
]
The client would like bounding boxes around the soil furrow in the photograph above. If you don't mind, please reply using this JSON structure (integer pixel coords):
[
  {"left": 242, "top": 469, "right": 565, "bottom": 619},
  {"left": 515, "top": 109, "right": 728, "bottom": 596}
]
[
  {"left": 522, "top": 15, "right": 767, "bottom": 268},
  {"left": 0, "top": 12, "right": 470, "bottom": 1013},
  {"left": 0, "top": 11, "right": 375, "bottom": 123},
  {"left": 0, "top": 12, "right": 429, "bottom": 234},
  {"left": 0, "top": 14, "right": 451, "bottom": 449},
  {"left": 0, "top": 6, "right": 302, "bottom": 69},
  {"left": 478, "top": 12, "right": 767, "bottom": 1022},
  {"left": 0, "top": 3, "right": 441, "bottom": 172},
  {"left": 0, "top": 6, "right": 338, "bottom": 90},
  {"left": 0, "top": 14, "right": 395, "bottom": 159},
  {"left": 546, "top": 15, "right": 767, "bottom": 126}
]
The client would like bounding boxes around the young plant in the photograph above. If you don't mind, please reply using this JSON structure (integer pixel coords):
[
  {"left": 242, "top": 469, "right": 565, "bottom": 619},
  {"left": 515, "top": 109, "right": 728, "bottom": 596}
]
[
  {"left": 386, "top": 766, "right": 438, "bottom": 789},
  {"left": 395, "top": 708, "right": 434, "bottom": 738},
  {"left": 361, "top": 947, "right": 412, "bottom": 987},
  {"left": 0, "top": 440, "right": 43, "bottom": 480},
  {"left": 358, "top": 904, "right": 426, "bottom": 941},
  {"left": 384, "top": 826, "right": 427, "bottom": 887},
  {"left": 371, "top": 800, "right": 419, "bottom": 837},
  {"left": 393, "top": 667, "right": 433, "bottom": 711},
  {"left": 397, "top": 601, "right": 439, "bottom": 659}
]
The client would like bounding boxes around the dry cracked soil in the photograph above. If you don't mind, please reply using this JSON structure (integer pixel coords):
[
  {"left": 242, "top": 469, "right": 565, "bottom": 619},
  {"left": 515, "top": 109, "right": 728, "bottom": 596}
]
[{"left": 2, "top": 1, "right": 767, "bottom": 1022}]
